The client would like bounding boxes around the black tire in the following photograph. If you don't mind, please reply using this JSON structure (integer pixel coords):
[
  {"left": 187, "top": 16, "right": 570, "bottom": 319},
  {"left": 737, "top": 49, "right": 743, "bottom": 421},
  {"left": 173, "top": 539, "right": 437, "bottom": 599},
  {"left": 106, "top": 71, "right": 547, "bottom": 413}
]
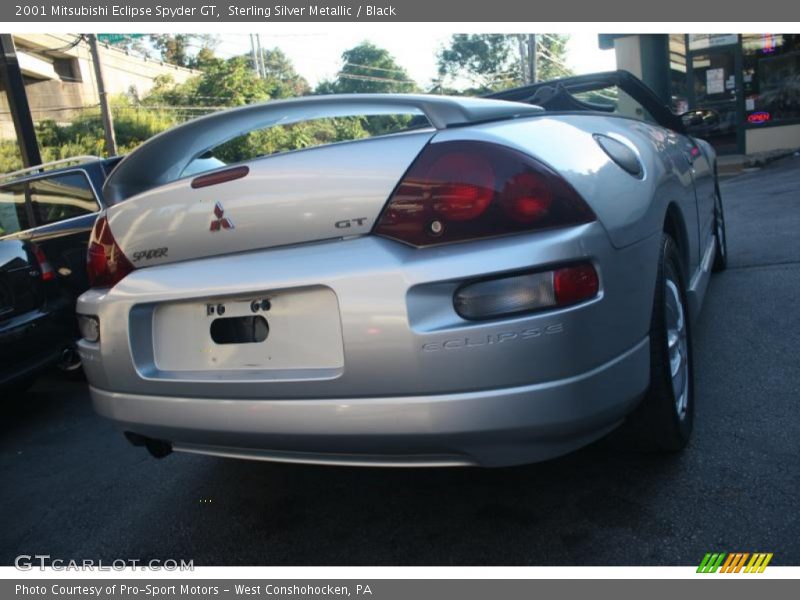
[
  {"left": 712, "top": 188, "right": 727, "bottom": 272},
  {"left": 617, "top": 234, "right": 694, "bottom": 451}
]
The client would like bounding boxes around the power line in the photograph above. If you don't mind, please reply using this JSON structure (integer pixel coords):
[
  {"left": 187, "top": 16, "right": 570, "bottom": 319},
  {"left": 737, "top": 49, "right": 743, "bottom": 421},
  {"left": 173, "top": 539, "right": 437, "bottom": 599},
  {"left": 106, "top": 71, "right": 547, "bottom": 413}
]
[
  {"left": 335, "top": 72, "right": 415, "bottom": 85},
  {"left": 339, "top": 62, "right": 409, "bottom": 75},
  {"left": 32, "top": 34, "right": 86, "bottom": 54},
  {"left": 0, "top": 103, "right": 99, "bottom": 114}
]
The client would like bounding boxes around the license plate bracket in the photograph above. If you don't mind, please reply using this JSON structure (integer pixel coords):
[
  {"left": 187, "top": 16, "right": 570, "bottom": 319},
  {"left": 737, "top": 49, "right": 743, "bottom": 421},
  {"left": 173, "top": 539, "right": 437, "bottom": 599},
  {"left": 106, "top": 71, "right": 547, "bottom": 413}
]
[{"left": 151, "top": 286, "right": 343, "bottom": 372}]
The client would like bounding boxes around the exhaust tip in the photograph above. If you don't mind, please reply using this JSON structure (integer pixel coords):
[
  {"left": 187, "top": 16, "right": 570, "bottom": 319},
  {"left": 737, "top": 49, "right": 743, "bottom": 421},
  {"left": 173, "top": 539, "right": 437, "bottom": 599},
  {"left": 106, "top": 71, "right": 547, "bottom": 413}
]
[
  {"left": 124, "top": 432, "right": 173, "bottom": 459},
  {"left": 58, "top": 347, "right": 82, "bottom": 371}
]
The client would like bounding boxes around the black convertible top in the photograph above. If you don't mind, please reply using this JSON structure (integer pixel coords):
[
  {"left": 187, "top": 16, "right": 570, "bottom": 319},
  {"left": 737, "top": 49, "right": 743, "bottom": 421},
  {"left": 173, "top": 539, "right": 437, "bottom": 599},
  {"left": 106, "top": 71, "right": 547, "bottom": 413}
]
[{"left": 485, "top": 69, "right": 685, "bottom": 133}]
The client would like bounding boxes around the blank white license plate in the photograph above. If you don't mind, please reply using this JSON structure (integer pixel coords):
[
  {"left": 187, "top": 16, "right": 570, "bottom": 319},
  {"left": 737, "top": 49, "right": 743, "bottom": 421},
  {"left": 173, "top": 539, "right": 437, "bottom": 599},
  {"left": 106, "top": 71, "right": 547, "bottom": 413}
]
[{"left": 151, "top": 286, "right": 343, "bottom": 372}]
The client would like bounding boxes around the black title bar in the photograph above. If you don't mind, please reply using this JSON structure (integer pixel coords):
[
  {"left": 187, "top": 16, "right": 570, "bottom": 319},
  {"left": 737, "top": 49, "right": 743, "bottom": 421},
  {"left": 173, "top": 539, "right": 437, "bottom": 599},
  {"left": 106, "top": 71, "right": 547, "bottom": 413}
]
[{"left": 4, "top": 0, "right": 800, "bottom": 22}]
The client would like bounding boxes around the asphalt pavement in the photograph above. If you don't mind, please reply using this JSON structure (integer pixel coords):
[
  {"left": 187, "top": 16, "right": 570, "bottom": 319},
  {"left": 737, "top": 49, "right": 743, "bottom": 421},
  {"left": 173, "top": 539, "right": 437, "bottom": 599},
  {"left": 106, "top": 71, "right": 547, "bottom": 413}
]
[{"left": 2, "top": 155, "right": 799, "bottom": 566}]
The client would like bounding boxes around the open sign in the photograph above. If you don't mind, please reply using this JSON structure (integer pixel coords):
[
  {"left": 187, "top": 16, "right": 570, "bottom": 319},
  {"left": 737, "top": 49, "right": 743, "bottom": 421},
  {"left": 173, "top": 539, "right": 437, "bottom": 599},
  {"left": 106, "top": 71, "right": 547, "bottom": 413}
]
[{"left": 747, "top": 111, "right": 771, "bottom": 124}]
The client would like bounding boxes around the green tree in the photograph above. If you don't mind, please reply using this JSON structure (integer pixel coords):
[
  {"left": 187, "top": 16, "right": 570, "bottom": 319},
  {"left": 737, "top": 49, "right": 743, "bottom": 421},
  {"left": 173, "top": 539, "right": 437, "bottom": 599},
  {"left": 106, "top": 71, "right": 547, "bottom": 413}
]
[
  {"left": 260, "top": 48, "right": 311, "bottom": 98},
  {"left": 194, "top": 57, "right": 272, "bottom": 106},
  {"left": 147, "top": 49, "right": 310, "bottom": 109},
  {"left": 317, "top": 41, "right": 416, "bottom": 94},
  {"left": 147, "top": 57, "right": 271, "bottom": 107},
  {"left": 437, "top": 34, "right": 518, "bottom": 91},
  {"left": 437, "top": 34, "right": 573, "bottom": 93},
  {"left": 314, "top": 79, "right": 338, "bottom": 95},
  {"left": 536, "top": 34, "right": 572, "bottom": 82},
  {"left": 151, "top": 34, "right": 192, "bottom": 67},
  {"left": 150, "top": 34, "right": 219, "bottom": 68},
  {"left": 139, "top": 50, "right": 358, "bottom": 164},
  {"left": 191, "top": 46, "right": 219, "bottom": 71}
]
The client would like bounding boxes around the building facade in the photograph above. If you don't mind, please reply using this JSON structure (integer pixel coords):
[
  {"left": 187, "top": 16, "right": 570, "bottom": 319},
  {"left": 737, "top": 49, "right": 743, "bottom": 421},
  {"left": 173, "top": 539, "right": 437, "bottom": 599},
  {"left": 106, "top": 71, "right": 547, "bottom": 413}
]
[{"left": 601, "top": 34, "right": 800, "bottom": 157}]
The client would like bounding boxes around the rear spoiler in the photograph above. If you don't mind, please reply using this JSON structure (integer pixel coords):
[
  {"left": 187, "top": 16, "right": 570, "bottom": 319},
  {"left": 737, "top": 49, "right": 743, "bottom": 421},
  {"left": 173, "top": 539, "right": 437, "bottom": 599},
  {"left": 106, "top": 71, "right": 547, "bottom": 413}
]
[{"left": 103, "top": 94, "right": 543, "bottom": 204}]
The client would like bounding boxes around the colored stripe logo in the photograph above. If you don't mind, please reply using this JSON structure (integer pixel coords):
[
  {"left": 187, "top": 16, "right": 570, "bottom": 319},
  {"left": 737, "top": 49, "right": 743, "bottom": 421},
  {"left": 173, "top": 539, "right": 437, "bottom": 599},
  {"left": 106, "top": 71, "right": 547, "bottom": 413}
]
[{"left": 697, "top": 552, "right": 773, "bottom": 573}]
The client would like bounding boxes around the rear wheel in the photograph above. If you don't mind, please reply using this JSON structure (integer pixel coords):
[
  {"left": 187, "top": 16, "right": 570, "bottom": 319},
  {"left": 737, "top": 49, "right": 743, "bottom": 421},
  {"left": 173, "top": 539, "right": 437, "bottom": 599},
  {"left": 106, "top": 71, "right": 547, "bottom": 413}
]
[
  {"left": 712, "top": 189, "right": 727, "bottom": 272},
  {"left": 618, "top": 234, "right": 694, "bottom": 451}
]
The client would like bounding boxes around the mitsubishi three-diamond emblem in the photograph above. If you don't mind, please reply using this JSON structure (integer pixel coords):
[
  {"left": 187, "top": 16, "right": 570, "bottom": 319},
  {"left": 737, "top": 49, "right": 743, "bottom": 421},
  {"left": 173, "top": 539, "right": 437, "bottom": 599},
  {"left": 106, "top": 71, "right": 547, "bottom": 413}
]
[{"left": 210, "top": 201, "right": 234, "bottom": 231}]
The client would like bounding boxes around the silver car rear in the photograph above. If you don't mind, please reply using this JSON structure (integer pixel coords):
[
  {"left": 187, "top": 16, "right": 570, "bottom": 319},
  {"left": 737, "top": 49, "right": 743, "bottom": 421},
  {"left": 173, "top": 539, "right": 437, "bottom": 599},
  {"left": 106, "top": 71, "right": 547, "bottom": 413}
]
[{"left": 77, "top": 91, "right": 713, "bottom": 466}]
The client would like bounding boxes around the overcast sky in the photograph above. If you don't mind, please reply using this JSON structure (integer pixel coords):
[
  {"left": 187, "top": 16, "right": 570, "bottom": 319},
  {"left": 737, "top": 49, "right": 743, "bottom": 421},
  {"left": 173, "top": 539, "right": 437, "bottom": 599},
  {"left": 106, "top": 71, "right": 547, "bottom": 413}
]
[{"left": 210, "top": 32, "right": 617, "bottom": 88}]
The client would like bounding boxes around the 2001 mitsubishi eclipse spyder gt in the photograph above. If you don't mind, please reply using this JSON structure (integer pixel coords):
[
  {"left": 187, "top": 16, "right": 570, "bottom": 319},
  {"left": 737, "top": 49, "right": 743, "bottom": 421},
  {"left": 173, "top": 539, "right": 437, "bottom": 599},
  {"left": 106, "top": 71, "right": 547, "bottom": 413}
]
[{"left": 77, "top": 71, "right": 727, "bottom": 467}]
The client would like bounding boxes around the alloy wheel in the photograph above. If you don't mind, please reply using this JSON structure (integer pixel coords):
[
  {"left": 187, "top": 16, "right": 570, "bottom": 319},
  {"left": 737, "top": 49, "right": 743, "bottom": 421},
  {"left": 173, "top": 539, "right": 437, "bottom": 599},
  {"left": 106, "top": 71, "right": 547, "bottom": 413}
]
[{"left": 664, "top": 278, "right": 689, "bottom": 419}]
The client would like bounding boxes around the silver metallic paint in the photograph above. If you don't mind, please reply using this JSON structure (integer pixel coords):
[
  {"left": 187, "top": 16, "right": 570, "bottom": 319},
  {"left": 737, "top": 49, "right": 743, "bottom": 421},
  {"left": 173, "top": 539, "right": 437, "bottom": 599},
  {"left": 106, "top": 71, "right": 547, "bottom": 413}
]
[{"left": 77, "top": 94, "right": 717, "bottom": 467}]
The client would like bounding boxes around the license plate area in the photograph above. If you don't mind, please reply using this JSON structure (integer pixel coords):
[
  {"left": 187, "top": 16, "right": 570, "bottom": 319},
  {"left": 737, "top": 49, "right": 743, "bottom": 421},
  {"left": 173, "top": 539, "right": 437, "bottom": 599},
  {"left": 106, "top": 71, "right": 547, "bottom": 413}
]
[{"left": 148, "top": 286, "right": 344, "bottom": 373}]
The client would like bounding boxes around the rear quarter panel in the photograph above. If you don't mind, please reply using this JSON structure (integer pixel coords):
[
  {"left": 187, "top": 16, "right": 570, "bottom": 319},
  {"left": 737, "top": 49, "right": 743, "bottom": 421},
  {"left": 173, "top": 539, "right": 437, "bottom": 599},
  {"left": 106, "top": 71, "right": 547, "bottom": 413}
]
[{"left": 434, "top": 114, "right": 700, "bottom": 266}]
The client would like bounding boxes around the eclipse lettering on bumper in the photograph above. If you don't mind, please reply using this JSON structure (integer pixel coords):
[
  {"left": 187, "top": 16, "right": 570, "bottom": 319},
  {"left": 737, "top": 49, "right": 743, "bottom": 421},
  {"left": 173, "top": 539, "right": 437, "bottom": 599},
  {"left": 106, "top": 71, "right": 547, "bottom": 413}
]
[{"left": 421, "top": 323, "right": 564, "bottom": 352}]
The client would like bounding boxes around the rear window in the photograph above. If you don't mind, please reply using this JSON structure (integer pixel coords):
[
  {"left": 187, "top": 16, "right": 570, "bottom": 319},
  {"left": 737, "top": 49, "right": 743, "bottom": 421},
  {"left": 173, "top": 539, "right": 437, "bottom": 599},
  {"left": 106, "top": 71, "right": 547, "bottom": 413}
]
[
  {"left": 0, "top": 184, "right": 29, "bottom": 238},
  {"left": 28, "top": 172, "right": 99, "bottom": 226}
]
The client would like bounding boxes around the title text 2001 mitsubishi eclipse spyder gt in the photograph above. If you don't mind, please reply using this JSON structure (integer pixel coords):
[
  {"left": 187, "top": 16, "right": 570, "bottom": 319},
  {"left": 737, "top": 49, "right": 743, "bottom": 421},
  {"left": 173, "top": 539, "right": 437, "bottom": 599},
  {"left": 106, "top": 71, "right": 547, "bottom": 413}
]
[{"left": 76, "top": 71, "right": 727, "bottom": 467}]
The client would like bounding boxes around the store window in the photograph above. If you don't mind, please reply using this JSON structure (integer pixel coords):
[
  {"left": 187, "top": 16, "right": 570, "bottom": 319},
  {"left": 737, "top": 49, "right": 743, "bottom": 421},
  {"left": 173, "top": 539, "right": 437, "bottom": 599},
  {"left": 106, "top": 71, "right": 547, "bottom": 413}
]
[
  {"left": 743, "top": 34, "right": 800, "bottom": 124},
  {"left": 690, "top": 46, "right": 739, "bottom": 154},
  {"left": 668, "top": 34, "right": 688, "bottom": 114}
]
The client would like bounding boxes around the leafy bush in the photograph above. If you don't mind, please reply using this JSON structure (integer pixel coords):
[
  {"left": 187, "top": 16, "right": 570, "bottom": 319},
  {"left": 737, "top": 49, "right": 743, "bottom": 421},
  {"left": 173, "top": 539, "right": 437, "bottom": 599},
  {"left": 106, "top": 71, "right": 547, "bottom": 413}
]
[
  {"left": 210, "top": 116, "right": 371, "bottom": 165},
  {"left": 0, "top": 98, "right": 179, "bottom": 173}
]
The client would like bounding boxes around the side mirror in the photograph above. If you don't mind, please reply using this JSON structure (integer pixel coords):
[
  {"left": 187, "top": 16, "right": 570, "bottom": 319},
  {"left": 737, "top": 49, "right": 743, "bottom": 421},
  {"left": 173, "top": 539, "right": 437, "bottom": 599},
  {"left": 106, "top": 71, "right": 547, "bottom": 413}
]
[{"left": 681, "top": 108, "right": 720, "bottom": 133}]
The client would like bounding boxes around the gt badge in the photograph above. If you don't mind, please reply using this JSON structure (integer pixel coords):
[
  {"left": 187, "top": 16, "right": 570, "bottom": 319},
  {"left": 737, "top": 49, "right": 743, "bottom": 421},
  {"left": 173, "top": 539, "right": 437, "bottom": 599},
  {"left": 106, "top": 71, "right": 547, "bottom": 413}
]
[{"left": 210, "top": 202, "right": 234, "bottom": 231}]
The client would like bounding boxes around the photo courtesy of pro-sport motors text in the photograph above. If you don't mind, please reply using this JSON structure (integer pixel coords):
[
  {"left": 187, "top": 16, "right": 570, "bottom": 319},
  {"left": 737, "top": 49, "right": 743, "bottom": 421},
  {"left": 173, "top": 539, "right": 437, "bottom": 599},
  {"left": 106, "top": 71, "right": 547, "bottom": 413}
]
[{"left": 0, "top": 0, "right": 799, "bottom": 597}]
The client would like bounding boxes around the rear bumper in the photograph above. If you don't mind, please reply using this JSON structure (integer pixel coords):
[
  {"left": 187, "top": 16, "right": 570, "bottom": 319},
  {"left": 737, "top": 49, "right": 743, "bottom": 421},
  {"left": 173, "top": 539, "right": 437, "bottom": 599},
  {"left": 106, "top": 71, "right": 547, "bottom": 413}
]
[
  {"left": 77, "top": 225, "right": 660, "bottom": 398},
  {"left": 90, "top": 337, "right": 649, "bottom": 467}
]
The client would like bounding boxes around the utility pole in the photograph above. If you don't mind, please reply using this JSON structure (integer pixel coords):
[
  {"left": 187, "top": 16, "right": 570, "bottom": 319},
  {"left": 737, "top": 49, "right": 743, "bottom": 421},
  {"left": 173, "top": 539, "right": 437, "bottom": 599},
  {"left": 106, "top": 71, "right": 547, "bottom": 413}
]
[
  {"left": 517, "top": 36, "right": 529, "bottom": 85},
  {"left": 255, "top": 33, "right": 265, "bottom": 79},
  {"left": 249, "top": 34, "right": 260, "bottom": 77},
  {"left": 0, "top": 34, "right": 42, "bottom": 167},
  {"left": 528, "top": 34, "right": 537, "bottom": 84},
  {"left": 87, "top": 34, "right": 117, "bottom": 156}
]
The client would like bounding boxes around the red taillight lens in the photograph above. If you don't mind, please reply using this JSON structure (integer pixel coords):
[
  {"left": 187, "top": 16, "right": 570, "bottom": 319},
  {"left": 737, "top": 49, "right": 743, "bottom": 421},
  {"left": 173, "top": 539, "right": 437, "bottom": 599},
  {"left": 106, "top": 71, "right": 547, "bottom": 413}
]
[
  {"left": 374, "top": 141, "right": 595, "bottom": 247},
  {"left": 31, "top": 244, "right": 55, "bottom": 281},
  {"left": 427, "top": 152, "right": 495, "bottom": 221},
  {"left": 86, "top": 215, "right": 134, "bottom": 288},
  {"left": 499, "top": 172, "right": 553, "bottom": 223},
  {"left": 553, "top": 263, "right": 599, "bottom": 306}
]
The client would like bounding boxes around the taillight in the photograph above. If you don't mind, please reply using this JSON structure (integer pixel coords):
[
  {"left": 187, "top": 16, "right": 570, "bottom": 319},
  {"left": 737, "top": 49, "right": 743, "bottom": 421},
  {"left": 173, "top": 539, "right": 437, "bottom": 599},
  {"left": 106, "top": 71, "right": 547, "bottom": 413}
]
[
  {"left": 86, "top": 215, "right": 134, "bottom": 288},
  {"left": 553, "top": 263, "right": 600, "bottom": 306},
  {"left": 454, "top": 262, "right": 599, "bottom": 320},
  {"left": 374, "top": 141, "right": 595, "bottom": 247},
  {"left": 77, "top": 315, "right": 100, "bottom": 343},
  {"left": 31, "top": 244, "right": 55, "bottom": 281}
]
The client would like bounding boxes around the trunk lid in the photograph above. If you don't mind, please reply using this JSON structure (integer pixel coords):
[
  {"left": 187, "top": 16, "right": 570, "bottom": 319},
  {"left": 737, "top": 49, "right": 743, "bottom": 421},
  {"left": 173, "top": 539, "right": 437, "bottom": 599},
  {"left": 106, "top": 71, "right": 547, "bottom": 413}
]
[{"left": 107, "top": 131, "right": 434, "bottom": 267}]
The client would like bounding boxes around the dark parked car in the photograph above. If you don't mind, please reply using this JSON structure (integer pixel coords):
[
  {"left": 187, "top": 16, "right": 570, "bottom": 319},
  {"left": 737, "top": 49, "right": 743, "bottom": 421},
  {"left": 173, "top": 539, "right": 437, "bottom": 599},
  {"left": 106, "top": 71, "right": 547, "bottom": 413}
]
[{"left": 0, "top": 155, "right": 120, "bottom": 394}]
